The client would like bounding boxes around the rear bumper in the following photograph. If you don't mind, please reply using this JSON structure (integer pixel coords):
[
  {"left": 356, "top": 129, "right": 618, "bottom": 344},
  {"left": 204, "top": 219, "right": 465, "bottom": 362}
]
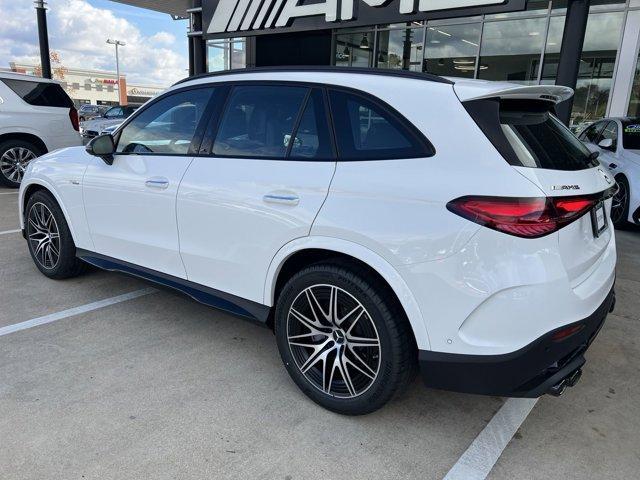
[{"left": 418, "top": 285, "right": 615, "bottom": 398}]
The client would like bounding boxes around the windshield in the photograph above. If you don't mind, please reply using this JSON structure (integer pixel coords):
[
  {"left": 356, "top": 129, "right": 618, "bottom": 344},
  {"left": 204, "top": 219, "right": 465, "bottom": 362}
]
[{"left": 622, "top": 120, "right": 640, "bottom": 150}]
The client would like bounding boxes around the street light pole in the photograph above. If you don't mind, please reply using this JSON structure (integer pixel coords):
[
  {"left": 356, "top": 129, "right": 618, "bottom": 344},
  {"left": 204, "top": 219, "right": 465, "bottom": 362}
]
[
  {"left": 106, "top": 39, "right": 125, "bottom": 100},
  {"left": 34, "top": 0, "right": 52, "bottom": 79}
]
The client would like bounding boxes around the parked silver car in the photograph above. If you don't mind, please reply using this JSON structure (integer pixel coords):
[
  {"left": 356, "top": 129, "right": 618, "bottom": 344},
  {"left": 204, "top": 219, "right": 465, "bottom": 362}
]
[
  {"left": 78, "top": 104, "right": 109, "bottom": 122},
  {"left": 79, "top": 105, "right": 137, "bottom": 139}
]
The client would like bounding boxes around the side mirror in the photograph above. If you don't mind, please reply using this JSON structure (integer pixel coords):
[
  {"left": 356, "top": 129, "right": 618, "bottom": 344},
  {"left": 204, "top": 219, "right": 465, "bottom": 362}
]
[
  {"left": 86, "top": 134, "right": 115, "bottom": 165},
  {"left": 598, "top": 138, "right": 614, "bottom": 150}
]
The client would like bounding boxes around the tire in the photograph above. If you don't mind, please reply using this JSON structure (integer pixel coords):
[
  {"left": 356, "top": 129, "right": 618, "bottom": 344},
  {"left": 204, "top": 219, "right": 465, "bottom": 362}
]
[
  {"left": 0, "top": 139, "right": 43, "bottom": 188},
  {"left": 275, "top": 262, "right": 417, "bottom": 415},
  {"left": 611, "top": 176, "right": 630, "bottom": 229},
  {"left": 25, "top": 190, "right": 86, "bottom": 279}
]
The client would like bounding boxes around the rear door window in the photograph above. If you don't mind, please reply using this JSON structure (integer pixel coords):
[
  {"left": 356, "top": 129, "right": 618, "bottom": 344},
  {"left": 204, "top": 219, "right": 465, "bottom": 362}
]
[
  {"left": 1, "top": 78, "right": 73, "bottom": 108},
  {"left": 328, "top": 89, "right": 432, "bottom": 160},
  {"left": 104, "top": 107, "right": 124, "bottom": 118},
  {"left": 289, "top": 89, "right": 334, "bottom": 160},
  {"left": 213, "top": 85, "right": 308, "bottom": 159}
]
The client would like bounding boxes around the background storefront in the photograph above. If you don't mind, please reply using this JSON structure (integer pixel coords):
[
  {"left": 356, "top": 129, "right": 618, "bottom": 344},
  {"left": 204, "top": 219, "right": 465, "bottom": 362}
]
[
  {"left": 116, "top": 0, "right": 640, "bottom": 128},
  {"left": 2, "top": 62, "right": 165, "bottom": 107}
]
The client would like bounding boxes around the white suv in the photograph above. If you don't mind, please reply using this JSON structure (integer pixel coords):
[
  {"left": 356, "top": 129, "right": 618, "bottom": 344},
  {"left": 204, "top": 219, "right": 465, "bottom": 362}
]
[
  {"left": 0, "top": 72, "right": 81, "bottom": 187},
  {"left": 18, "top": 68, "right": 617, "bottom": 415}
]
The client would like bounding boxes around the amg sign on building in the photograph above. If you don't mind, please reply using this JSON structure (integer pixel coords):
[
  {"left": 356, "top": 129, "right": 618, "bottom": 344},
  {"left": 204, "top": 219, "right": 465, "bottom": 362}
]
[{"left": 204, "top": 0, "right": 525, "bottom": 37}]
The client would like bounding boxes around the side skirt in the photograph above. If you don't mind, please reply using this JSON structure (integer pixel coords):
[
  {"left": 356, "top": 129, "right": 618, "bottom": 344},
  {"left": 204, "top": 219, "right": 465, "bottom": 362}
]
[{"left": 76, "top": 249, "right": 271, "bottom": 325}]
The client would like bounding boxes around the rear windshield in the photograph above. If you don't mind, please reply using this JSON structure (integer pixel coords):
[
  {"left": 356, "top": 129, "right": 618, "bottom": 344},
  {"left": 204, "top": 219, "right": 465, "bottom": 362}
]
[
  {"left": 464, "top": 99, "right": 599, "bottom": 171},
  {"left": 622, "top": 120, "right": 640, "bottom": 150},
  {"left": 1, "top": 78, "right": 73, "bottom": 108}
]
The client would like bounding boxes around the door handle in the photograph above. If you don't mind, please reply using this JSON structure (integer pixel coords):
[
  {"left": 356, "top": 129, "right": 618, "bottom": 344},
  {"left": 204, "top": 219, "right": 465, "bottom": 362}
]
[
  {"left": 145, "top": 177, "right": 169, "bottom": 189},
  {"left": 609, "top": 163, "right": 618, "bottom": 169},
  {"left": 263, "top": 193, "right": 300, "bottom": 206}
]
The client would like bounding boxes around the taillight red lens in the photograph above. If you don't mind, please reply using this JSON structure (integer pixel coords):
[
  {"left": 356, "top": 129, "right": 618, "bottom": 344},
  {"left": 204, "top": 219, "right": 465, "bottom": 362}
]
[
  {"left": 447, "top": 195, "right": 598, "bottom": 238},
  {"left": 69, "top": 107, "right": 79, "bottom": 131}
]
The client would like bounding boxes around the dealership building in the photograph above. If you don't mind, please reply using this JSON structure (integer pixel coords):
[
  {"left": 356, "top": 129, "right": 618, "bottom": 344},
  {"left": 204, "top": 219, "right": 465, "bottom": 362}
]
[{"left": 115, "top": 0, "right": 640, "bottom": 127}]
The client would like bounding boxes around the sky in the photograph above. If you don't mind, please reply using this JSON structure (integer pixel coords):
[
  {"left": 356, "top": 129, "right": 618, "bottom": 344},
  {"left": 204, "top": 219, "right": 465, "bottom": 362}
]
[{"left": 0, "top": 0, "right": 189, "bottom": 86}]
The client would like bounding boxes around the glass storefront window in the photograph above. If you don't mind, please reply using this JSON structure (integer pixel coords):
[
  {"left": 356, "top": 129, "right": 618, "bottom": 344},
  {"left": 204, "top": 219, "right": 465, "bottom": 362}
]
[
  {"left": 478, "top": 17, "right": 547, "bottom": 84},
  {"left": 627, "top": 51, "right": 640, "bottom": 117},
  {"left": 424, "top": 23, "right": 481, "bottom": 78},
  {"left": 376, "top": 28, "right": 424, "bottom": 71},
  {"left": 335, "top": 32, "right": 374, "bottom": 68},
  {"left": 571, "top": 11, "right": 625, "bottom": 126},
  {"left": 484, "top": 0, "right": 550, "bottom": 20},
  {"left": 540, "top": 15, "right": 566, "bottom": 84},
  {"left": 207, "top": 38, "right": 246, "bottom": 72}
]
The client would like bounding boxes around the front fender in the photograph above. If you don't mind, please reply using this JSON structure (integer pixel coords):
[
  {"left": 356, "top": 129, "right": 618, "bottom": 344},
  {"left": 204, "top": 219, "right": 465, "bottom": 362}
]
[
  {"left": 264, "top": 236, "right": 432, "bottom": 350},
  {"left": 19, "top": 178, "right": 77, "bottom": 241},
  {"left": 19, "top": 148, "right": 93, "bottom": 250}
]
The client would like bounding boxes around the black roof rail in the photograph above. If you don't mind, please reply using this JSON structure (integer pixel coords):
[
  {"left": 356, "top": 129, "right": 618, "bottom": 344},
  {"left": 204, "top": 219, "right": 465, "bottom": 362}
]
[{"left": 172, "top": 66, "right": 454, "bottom": 86}]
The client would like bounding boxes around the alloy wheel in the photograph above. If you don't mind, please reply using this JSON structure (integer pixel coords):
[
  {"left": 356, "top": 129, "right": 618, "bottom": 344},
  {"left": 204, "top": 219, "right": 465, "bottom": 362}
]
[
  {"left": 611, "top": 181, "right": 628, "bottom": 224},
  {"left": 0, "top": 147, "right": 37, "bottom": 183},
  {"left": 287, "top": 284, "right": 381, "bottom": 398},
  {"left": 27, "top": 202, "right": 61, "bottom": 270}
]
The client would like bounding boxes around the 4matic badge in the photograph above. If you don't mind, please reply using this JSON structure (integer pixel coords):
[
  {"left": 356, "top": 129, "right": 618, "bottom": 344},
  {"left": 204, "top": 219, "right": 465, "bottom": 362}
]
[{"left": 551, "top": 185, "right": 581, "bottom": 191}]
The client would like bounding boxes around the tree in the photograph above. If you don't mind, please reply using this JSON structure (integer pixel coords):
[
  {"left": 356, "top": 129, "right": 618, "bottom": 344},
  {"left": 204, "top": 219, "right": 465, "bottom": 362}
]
[{"left": 34, "top": 51, "right": 76, "bottom": 96}]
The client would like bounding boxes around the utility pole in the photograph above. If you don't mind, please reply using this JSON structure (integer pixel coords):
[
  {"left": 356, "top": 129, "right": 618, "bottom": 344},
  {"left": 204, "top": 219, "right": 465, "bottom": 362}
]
[
  {"left": 106, "top": 39, "right": 125, "bottom": 86},
  {"left": 34, "top": 0, "right": 52, "bottom": 79},
  {"left": 106, "top": 39, "right": 126, "bottom": 105}
]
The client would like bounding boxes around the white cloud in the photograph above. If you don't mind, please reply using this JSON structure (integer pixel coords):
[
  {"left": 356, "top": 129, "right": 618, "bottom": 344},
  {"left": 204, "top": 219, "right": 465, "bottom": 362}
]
[
  {"left": 0, "top": 0, "right": 188, "bottom": 86},
  {"left": 150, "top": 31, "right": 176, "bottom": 46}
]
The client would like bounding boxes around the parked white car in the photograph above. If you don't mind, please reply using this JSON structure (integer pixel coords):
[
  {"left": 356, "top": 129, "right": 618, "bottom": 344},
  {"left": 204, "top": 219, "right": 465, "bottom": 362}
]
[
  {"left": 578, "top": 117, "right": 640, "bottom": 227},
  {"left": 0, "top": 72, "right": 81, "bottom": 187},
  {"left": 18, "top": 69, "right": 617, "bottom": 415}
]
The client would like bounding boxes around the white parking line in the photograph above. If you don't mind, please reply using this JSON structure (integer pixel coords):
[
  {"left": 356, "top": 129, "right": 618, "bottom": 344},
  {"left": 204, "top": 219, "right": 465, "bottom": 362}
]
[
  {"left": 443, "top": 398, "right": 539, "bottom": 480},
  {"left": 0, "top": 287, "right": 157, "bottom": 337},
  {"left": 0, "top": 229, "right": 21, "bottom": 235},
  {"left": 0, "top": 191, "right": 19, "bottom": 195}
]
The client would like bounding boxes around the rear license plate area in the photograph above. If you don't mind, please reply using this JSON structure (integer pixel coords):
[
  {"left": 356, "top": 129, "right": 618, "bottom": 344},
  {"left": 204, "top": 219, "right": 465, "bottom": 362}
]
[{"left": 591, "top": 201, "right": 608, "bottom": 238}]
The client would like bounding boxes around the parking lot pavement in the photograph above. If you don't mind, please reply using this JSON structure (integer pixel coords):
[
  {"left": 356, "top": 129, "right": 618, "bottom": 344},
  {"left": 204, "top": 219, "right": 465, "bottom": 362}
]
[
  {"left": 0, "top": 232, "right": 147, "bottom": 328},
  {"left": 490, "top": 228, "right": 640, "bottom": 480},
  {"left": 1, "top": 191, "right": 639, "bottom": 479},
  {"left": 0, "top": 186, "right": 20, "bottom": 232}
]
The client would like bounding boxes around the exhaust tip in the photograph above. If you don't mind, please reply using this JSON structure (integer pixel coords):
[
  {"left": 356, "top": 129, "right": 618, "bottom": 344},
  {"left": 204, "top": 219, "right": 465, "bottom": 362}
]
[{"left": 547, "top": 368, "right": 583, "bottom": 397}]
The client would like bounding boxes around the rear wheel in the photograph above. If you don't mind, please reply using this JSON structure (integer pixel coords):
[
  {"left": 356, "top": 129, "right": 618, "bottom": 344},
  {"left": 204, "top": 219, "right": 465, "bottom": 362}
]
[
  {"left": 275, "top": 263, "right": 417, "bottom": 415},
  {"left": 25, "top": 190, "right": 86, "bottom": 279},
  {"left": 611, "top": 176, "right": 630, "bottom": 228},
  {"left": 0, "top": 139, "right": 42, "bottom": 187}
]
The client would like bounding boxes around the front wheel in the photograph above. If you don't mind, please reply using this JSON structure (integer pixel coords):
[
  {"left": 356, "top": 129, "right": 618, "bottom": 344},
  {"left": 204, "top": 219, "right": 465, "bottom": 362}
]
[
  {"left": 611, "top": 176, "right": 630, "bottom": 228},
  {"left": 25, "top": 190, "right": 86, "bottom": 279},
  {"left": 275, "top": 263, "right": 417, "bottom": 415}
]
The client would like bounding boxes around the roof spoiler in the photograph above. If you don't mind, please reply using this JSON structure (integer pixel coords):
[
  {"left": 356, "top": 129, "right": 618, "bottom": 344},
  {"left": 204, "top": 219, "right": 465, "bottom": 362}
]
[{"left": 449, "top": 79, "right": 574, "bottom": 105}]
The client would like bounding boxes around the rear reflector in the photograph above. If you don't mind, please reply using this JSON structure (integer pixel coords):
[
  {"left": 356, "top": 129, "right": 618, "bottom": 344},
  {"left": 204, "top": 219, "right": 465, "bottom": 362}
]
[
  {"left": 447, "top": 195, "right": 599, "bottom": 238},
  {"left": 551, "top": 324, "right": 585, "bottom": 342}
]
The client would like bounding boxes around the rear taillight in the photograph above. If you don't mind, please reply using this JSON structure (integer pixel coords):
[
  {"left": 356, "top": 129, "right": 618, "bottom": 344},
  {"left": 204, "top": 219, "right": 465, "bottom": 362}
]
[
  {"left": 69, "top": 107, "right": 79, "bottom": 131},
  {"left": 447, "top": 195, "right": 598, "bottom": 238}
]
